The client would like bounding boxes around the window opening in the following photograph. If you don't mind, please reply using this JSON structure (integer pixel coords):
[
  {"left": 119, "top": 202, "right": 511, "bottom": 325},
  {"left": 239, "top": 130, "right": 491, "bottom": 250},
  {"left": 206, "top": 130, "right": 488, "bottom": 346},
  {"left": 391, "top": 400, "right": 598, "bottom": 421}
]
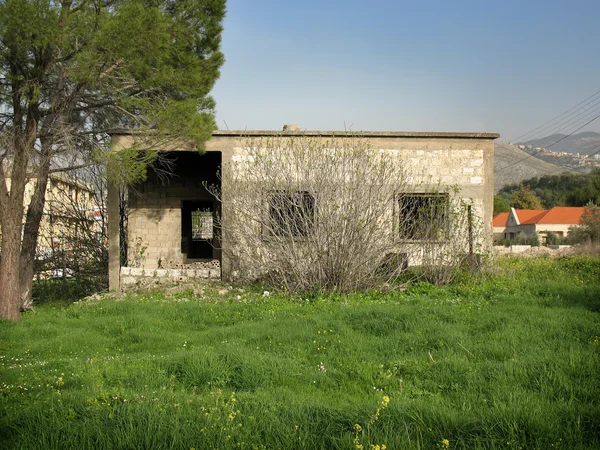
[
  {"left": 182, "top": 200, "right": 215, "bottom": 259},
  {"left": 268, "top": 191, "right": 315, "bottom": 237},
  {"left": 191, "top": 209, "right": 214, "bottom": 240},
  {"left": 398, "top": 193, "right": 449, "bottom": 240}
]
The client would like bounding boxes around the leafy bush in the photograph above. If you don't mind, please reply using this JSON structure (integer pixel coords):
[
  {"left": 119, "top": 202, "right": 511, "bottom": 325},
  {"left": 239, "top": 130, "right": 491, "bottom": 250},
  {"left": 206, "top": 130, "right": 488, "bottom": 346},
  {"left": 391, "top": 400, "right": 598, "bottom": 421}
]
[
  {"left": 569, "top": 203, "right": 600, "bottom": 244},
  {"left": 493, "top": 238, "right": 511, "bottom": 247},
  {"left": 493, "top": 195, "right": 510, "bottom": 214},
  {"left": 494, "top": 233, "right": 541, "bottom": 247},
  {"left": 544, "top": 231, "right": 569, "bottom": 245},
  {"left": 517, "top": 231, "right": 540, "bottom": 246},
  {"left": 32, "top": 276, "right": 106, "bottom": 304}
]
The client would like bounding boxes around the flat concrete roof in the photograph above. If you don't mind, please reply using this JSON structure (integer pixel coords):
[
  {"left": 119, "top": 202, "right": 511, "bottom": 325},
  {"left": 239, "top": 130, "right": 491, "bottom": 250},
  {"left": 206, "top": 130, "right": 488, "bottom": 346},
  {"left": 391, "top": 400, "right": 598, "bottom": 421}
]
[
  {"left": 109, "top": 129, "right": 500, "bottom": 140},
  {"left": 212, "top": 130, "right": 500, "bottom": 139}
]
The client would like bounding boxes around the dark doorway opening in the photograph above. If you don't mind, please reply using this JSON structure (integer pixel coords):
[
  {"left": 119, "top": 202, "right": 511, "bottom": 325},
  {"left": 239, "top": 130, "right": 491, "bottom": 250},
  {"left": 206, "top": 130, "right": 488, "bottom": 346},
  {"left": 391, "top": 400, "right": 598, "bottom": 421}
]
[{"left": 172, "top": 150, "right": 222, "bottom": 263}]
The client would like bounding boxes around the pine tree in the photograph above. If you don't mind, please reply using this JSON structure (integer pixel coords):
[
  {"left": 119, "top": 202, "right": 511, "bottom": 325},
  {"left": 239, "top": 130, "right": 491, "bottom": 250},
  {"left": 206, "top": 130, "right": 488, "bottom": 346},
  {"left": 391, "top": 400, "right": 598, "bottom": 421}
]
[
  {"left": 512, "top": 183, "right": 544, "bottom": 210},
  {"left": 0, "top": 0, "right": 226, "bottom": 319}
]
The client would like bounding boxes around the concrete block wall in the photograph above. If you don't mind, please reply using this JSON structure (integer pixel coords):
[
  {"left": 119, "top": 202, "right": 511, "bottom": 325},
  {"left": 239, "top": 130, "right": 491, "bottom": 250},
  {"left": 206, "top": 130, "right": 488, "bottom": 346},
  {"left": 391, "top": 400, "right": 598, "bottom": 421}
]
[{"left": 128, "top": 185, "right": 185, "bottom": 269}]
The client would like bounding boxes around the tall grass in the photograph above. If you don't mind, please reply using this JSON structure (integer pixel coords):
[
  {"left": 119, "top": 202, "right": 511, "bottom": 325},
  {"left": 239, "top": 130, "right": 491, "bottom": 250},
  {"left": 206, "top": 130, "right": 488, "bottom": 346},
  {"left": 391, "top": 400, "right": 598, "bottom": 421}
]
[{"left": 1, "top": 257, "right": 599, "bottom": 449}]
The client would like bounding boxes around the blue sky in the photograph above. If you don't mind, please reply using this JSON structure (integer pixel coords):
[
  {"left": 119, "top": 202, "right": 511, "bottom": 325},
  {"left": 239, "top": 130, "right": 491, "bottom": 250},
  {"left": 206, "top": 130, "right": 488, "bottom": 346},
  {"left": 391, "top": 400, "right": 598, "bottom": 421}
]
[{"left": 211, "top": 0, "right": 600, "bottom": 141}]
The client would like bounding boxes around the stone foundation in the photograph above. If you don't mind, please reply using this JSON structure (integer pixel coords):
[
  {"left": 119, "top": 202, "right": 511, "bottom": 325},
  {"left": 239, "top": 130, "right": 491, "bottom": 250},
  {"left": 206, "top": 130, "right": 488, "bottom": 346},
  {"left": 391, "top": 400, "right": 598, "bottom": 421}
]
[{"left": 120, "top": 264, "right": 221, "bottom": 290}]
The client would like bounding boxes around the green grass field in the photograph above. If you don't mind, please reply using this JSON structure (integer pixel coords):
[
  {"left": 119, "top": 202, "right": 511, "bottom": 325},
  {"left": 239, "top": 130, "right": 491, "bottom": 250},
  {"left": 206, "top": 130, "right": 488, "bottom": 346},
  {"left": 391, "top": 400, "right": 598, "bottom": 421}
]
[{"left": 1, "top": 257, "right": 599, "bottom": 449}]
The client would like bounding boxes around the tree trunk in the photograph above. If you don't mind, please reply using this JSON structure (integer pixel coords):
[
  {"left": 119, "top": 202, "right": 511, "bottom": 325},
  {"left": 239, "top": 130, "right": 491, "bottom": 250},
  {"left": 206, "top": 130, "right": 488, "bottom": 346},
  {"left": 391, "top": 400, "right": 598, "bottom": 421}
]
[
  {"left": 0, "top": 212, "right": 24, "bottom": 320},
  {"left": 19, "top": 162, "right": 51, "bottom": 311},
  {"left": 0, "top": 84, "right": 37, "bottom": 320}
]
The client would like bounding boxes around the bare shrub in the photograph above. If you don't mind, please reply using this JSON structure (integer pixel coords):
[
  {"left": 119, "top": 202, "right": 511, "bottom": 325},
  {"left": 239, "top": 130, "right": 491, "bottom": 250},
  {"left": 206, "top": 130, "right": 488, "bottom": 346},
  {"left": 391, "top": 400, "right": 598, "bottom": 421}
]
[
  {"left": 568, "top": 202, "right": 600, "bottom": 245},
  {"left": 570, "top": 242, "right": 600, "bottom": 256},
  {"left": 34, "top": 166, "right": 108, "bottom": 293},
  {"left": 210, "top": 137, "right": 486, "bottom": 292},
  {"left": 415, "top": 196, "right": 487, "bottom": 285}
]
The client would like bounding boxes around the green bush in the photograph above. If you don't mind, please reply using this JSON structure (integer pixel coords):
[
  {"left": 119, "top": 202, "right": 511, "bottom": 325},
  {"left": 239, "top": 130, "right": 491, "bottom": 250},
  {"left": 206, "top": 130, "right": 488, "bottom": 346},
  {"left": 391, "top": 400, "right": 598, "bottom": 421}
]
[
  {"left": 494, "top": 233, "right": 541, "bottom": 247},
  {"left": 32, "top": 276, "right": 107, "bottom": 304},
  {"left": 493, "top": 238, "right": 511, "bottom": 247},
  {"left": 515, "top": 231, "right": 540, "bottom": 246}
]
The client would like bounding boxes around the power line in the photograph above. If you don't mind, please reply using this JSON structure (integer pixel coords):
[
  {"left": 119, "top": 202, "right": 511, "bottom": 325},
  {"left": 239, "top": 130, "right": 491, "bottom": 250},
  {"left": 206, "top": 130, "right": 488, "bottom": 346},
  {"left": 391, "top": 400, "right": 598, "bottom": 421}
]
[
  {"left": 532, "top": 97, "right": 600, "bottom": 144},
  {"left": 533, "top": 97, "right": 600, "bottom": 142},
  {"left": 496, "top": 89, "right": 600, "bottom": 175},
  {"left": 509, "top": 88, "right": 600, "bottom": 144},
  {"left": 543, "top": 112, "right": 600, "bottom": 150},
  {"left": 507, "top": 132, "right": 600, "bottom": 178},
  {"left": 497, "top": 112, "right": 600, "bottom": 173},
  {"left": 534, "top": 144, "right": 600, "bottom": 177}
]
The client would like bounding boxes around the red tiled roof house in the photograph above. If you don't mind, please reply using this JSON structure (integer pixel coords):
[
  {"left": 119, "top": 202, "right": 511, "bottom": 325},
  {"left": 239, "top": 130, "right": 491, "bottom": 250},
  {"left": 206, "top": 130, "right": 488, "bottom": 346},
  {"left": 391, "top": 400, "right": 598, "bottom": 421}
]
[
  {"left": 492, "top": 212, "right": 509, "bottom": 239},
  {"left": 493, "top": 207, "right": 586, "bottom": 241}
]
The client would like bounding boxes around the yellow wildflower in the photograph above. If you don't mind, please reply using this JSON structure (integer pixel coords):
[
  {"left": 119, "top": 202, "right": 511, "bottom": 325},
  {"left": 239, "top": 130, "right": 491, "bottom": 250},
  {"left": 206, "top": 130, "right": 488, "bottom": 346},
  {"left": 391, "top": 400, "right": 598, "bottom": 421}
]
[{"left": 441, "top": 438, "right": 450, "bottom": 449}]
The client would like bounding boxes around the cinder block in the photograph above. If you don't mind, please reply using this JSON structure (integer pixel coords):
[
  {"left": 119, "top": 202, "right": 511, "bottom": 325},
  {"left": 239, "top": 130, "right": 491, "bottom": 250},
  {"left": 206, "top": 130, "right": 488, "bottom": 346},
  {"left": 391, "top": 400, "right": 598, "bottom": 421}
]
[
  {"left": 168, "top": 269, "right": 182, "bottom": 278},
  {"left": 120, "top": 267, "right": 131, "bottom": 276},
  {"left": 121, "top": 276, "right": 138, "bottom": 285},
  {"left": 155, "top": 269, "right": 168, "bottom": 278},
  {"left": 209, "top": 268, "right": 220, "bottom": 279},
  {"left": 197, "top": 268, "right": 209, "bottom": 278},
  {"left": 129, "top": 267, "right": 144, "bottom": 277}
]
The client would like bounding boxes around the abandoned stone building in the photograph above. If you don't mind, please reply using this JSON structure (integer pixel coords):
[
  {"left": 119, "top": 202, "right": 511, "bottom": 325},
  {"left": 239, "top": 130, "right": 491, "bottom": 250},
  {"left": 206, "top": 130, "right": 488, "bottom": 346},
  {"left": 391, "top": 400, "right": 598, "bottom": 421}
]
[{"left": 108, "top": 127, "right": 498, "bottom": 291}]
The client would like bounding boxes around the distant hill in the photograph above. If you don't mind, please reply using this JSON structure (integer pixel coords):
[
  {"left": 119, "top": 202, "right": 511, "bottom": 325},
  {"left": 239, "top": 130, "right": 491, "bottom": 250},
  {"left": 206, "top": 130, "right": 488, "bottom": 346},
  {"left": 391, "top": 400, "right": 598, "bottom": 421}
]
[
  {"left": 520, "top": 131, "right": 600, "bottom": 155},
  {"left": 494, "top": 142, "right": 575, "bottom": 193}
]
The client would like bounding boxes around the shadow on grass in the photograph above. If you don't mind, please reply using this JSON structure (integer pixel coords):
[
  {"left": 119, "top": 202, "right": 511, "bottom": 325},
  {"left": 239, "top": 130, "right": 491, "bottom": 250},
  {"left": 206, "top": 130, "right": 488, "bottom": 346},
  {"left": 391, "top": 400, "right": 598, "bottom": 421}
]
[{"left": 534, "top": 283, "right": 600, "bottom": 313}]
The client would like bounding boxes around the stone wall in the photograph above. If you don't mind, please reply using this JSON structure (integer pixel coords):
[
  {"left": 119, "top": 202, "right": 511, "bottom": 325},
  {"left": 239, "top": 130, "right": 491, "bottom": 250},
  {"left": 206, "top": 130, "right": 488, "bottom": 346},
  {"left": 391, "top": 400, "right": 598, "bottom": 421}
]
[{"left": 212, "top": 133, "right": 495, "bottom": 279}]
